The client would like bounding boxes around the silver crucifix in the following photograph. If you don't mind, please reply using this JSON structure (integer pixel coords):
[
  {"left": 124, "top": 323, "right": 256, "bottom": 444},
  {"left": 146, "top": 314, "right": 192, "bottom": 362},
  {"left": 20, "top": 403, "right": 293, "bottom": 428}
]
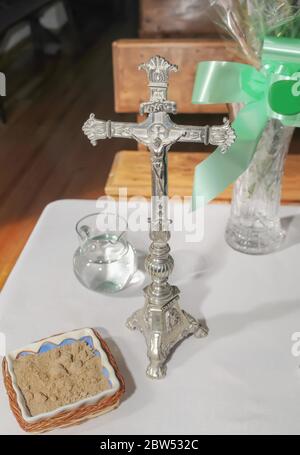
[{"left": 83, "top": 55, "right": 236, "bottom": 379}]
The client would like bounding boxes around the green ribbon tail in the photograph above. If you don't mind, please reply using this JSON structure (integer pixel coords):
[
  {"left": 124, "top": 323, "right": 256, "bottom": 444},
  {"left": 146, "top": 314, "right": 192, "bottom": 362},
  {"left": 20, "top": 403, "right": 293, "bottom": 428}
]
[
  {"left": 191, "top": 39, "right": 300, "bottom": 209},
  {"left": 192, "top": 99, "right": 268, "bottom": 209},
  {"left": 191, "top": 60, "right": 267, "bottom": 209}
]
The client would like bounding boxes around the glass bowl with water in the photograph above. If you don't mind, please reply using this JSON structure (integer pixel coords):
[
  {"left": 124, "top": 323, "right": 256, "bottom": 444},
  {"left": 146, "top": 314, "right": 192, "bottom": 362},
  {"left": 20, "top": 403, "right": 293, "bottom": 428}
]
[{"left": 73, "top": 213, "right": 137, "bottom": 293}]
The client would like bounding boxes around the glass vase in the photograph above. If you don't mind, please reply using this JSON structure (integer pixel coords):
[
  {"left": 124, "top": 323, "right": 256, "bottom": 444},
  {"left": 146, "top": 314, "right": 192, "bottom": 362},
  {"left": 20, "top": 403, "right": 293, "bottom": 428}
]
[{"left": 225, "top": 118, "right": 294, "bottom": 254}]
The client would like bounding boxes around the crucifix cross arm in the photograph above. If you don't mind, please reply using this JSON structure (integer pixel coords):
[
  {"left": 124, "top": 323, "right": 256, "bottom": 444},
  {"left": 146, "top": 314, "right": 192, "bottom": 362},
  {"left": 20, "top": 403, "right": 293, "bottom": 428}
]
[
  {"left": 82, "top": 114, "right": 149, "bottom": 147},
  {"left": 83, "top": 114, "right": 235, "bottom": 154},
  {"left": 82, "top": 55, "right": 236, "bottom": 154},
  {"left": 173, "top": 117, "right": 236, "bottom": 153}
]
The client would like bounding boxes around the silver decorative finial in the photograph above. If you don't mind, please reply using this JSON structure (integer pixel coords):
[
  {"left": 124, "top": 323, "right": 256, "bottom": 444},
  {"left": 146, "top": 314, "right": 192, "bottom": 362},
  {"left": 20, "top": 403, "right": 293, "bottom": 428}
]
[
  {"left": 138, "top": 55, "right": 178, "bottom": 85},
  {"left": 138, "top": 56, "right": 178, "bottom": 115}
]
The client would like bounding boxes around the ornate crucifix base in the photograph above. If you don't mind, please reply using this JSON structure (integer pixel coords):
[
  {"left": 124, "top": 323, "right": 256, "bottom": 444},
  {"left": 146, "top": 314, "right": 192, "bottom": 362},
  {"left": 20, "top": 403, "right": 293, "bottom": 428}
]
[{"left": 126, "top": 230, "right": 208, "bottom": 379}]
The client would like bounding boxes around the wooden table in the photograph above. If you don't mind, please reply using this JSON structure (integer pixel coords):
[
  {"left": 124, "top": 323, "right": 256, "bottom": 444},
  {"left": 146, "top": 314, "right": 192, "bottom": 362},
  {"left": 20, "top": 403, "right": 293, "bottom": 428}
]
[{"left": 105, "top": 150, "right": 300, "bottom": 203}]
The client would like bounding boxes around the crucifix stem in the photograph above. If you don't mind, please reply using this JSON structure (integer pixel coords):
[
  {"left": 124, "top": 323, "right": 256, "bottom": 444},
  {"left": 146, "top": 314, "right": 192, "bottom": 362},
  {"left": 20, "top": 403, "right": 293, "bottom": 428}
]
[{"left": 82, "top": 55, "right": 236, "bottom": 379}]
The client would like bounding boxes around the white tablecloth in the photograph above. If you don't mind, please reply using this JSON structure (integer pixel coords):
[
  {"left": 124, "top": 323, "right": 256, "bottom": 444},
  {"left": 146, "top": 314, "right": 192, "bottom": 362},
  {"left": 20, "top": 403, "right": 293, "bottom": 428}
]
[{"left": 1, "top": 199, "right": 300, "bottom": 435}]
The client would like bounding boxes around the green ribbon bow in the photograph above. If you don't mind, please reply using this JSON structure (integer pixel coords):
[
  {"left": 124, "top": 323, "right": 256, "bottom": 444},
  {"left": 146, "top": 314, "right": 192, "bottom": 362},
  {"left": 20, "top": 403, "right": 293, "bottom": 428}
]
[{"left": 192, "top": 36, "right": 300, "bottom": 208}]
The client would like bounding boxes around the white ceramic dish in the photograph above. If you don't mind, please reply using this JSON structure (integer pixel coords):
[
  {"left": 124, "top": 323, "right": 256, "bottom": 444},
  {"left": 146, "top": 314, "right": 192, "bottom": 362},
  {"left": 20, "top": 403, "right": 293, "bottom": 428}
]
[{"left": 6, "top": 328, "right": 120, "bottom": 423}]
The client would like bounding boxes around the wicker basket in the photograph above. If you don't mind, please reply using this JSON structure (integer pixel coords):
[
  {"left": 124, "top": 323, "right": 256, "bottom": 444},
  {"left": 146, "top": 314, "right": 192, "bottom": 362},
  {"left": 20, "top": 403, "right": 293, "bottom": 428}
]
[{"left": 2, "top": 329, "right": 125, "bottom": 433}]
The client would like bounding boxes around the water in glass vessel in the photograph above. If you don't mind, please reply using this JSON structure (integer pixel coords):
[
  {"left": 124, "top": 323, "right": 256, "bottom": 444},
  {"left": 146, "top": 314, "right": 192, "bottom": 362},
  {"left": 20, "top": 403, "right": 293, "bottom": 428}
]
[{"left": 73, "top": 213, "right": 137, "bottom": 293}]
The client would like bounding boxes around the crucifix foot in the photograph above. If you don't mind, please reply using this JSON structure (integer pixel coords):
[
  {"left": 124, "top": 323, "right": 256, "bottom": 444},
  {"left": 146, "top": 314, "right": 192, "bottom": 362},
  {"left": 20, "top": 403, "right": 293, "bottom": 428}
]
[
  {"left": 146, "top": 333, "right": 167, "bottom": 379},
  {"left": 126, "top": 288, "right": 209, "bottom": 379},
  {"left": 126, "top": 309, "right": 141, "bottom": 332},
  {"left": 182, "top": 310, "right": 209, "bottom": 338}
]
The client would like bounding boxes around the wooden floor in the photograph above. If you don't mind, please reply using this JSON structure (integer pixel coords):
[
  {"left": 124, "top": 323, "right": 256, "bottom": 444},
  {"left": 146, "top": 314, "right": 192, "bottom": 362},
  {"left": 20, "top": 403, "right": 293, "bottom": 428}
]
[
  {"left": 0, "top": 23, "right": 299, "bottom": 288},
  {"left": 0, "top": 23, "right": 137, "bottom": 287}
]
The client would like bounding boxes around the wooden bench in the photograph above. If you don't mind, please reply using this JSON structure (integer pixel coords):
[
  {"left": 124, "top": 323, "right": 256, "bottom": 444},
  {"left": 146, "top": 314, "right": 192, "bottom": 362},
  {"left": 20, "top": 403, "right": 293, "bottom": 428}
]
[
  {"left": 139, "top": 0, "right": 221, "bottom": 38},
  {"left": 105, "top": 150, "right": 300, "bottom": 203},
  {"left": 112, "top": 38, "right": 244, "bottom": 115},
  {"left": 108, "top": 39, "right": 300, "bottom": 203}
]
